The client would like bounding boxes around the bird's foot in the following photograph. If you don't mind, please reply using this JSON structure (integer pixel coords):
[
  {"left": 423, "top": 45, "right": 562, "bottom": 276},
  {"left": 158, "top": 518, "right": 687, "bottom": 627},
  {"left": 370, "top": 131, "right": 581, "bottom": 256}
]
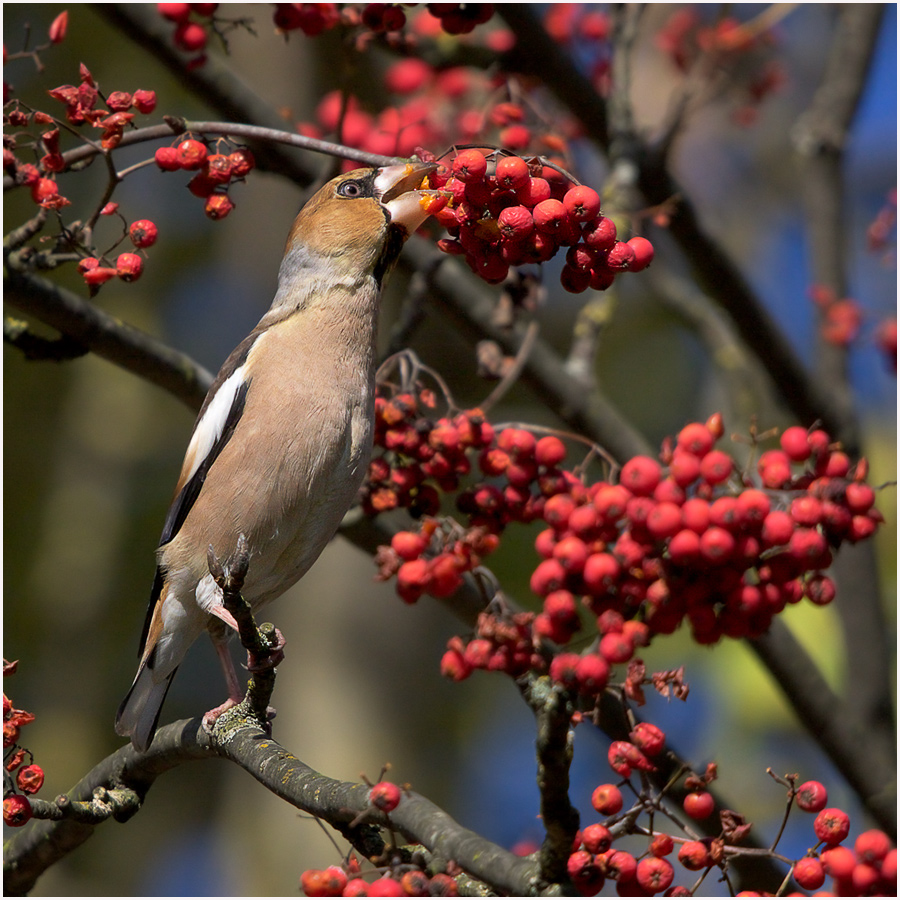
[
  {"left": 201, "top": 696, "right": 241, "bottom": 734},
  {"left": 246, "top": 626, "right": 286, "bottom": 672}
]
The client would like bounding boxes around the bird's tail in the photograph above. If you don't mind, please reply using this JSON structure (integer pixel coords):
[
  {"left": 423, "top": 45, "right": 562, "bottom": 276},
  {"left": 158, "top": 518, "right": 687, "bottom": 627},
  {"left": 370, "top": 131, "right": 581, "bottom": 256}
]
[{"left": 115, "top": 663, "right": 177, "bottom": 752}]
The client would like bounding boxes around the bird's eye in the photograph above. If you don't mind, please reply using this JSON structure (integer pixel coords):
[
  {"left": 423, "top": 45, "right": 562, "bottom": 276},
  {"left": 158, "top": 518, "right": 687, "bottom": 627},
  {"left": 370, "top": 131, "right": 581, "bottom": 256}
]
[{"left": 337, "top": 180, "right": 363, "bottom": 198}]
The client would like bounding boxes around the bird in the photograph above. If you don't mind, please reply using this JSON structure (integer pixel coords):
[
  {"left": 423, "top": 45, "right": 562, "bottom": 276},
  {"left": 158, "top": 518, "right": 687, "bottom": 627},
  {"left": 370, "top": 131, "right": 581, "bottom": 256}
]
[{"left": 116, "top": 160, "right": 439, "bottom": 751}]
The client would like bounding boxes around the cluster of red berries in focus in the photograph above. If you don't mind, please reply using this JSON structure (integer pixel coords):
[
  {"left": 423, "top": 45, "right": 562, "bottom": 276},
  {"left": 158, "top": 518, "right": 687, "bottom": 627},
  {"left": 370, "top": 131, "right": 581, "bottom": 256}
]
[
  {"left": 426, "top": 149, "right": 654, "bottom": 289},
  {"left": 3, "top": 660, "right": 44, "bottom": 828},
  {"left": 558, "top": 767, "right": 896, "bottom": 897},
  {"left": 74, "top": 217, "right": 160, "bottom": 287},
  {"left": 365, "top": 386, "right": 883, "bottom": 681},
  {"left": 5, "top": 64, "right": 157, "bottom": 212},
  {"left": 154, "top": 138, "right": 255, "bottom": 220}
]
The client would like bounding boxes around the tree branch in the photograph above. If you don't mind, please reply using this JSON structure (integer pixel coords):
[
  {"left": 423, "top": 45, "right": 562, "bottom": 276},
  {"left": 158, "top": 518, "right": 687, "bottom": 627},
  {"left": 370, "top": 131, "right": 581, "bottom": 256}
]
[
  {"left": 3, "top": 268, "right": 213, "bottom": 409},
  {"left": 790, "top": 3, "right": 893, "bottom": 756},
  {"left": 3, "top": 716, "right": 546, "bottom": 897}
]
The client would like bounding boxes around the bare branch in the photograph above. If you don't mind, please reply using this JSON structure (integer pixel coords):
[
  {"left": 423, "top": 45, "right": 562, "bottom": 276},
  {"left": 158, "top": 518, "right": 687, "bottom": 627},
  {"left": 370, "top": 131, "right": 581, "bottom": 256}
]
[{"left": 3, "top": 268, "right": 213, "bottom": 409}]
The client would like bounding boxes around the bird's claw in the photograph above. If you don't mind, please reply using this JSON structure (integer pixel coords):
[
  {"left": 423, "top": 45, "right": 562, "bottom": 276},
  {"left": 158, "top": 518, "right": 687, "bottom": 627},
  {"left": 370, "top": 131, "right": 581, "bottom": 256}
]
[{"left": 246, "top": 626, "right": 286, "bottom": 672}]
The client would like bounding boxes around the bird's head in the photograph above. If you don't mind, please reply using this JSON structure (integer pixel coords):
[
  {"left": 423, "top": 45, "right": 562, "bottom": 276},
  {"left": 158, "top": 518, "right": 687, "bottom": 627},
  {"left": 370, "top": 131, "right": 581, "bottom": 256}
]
[{"left": 281, "top": 161, "right": 440, "bottom": 288}]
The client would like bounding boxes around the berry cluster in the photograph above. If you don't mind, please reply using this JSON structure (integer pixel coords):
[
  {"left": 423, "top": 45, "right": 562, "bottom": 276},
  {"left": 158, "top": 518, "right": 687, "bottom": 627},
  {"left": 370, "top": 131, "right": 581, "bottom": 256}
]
[
  {"left": 425, "top": 149, "right": 654, "bottom": 289},
  {"left": 559, "top": 763, "right": 896, "bottom": 897},
  {"left": 154, "top": 139, "right": 255, "bottom": 220},
  {"left": 3, "top": 660, "right": 44, "bottom": 828},
  {"left": 365, "top": 385, "right": 883, "bottom": 682},
  {"left": 73, "top": 217, "right": 160, "bottom": 287},
  {"left": 4, "top": 64, "right": 156, "bottom": 212}
]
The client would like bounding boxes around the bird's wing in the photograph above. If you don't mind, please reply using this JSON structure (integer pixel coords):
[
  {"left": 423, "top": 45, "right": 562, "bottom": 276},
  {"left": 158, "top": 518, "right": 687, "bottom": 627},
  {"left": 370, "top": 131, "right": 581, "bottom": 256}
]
[{"left": 134, "top": 328, "right": 263, "bottom": 657}]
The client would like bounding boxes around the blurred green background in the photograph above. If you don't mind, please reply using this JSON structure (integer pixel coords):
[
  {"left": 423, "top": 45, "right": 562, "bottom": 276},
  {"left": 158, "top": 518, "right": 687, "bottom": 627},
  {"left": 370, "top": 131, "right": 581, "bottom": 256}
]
[{"left": 4, "top": 4, "right": 895, "bottom": 895}]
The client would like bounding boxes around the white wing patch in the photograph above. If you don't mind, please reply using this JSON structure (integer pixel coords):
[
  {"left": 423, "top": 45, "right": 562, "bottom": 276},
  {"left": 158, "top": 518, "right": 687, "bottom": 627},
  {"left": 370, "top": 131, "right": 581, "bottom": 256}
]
[{"left": 182, "top": 363, "right": 251, "bottom": 487}]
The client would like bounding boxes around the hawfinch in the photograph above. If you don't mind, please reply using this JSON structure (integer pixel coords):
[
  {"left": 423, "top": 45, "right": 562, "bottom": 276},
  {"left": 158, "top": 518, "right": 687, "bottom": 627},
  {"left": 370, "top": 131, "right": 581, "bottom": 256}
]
[{"left": 116, "top": 162, "right": 438, "bottom": 751}]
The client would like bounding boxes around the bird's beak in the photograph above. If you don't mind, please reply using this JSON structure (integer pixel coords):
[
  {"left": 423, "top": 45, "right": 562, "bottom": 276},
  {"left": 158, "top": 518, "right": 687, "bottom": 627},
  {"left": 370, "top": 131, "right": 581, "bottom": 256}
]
[{"left": 375, "top": 161, "right": 445, "bottom": 234}]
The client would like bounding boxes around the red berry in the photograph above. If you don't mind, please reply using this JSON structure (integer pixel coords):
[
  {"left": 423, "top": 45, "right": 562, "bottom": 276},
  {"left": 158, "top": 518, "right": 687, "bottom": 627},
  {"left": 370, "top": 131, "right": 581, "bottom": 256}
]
[
  {"left": 626, "top": 235, "right": 655, "bottom": 271},
  {"left": 516, "top": 176, "right": 551, "bottom": 207},
  {"left": 795, "top": 780, "right": 828, "bottom": 812},
  {"left": 566, "top": 850, "right": 604, "bottom": 894},
  {"left": 605, "top": 240, "right": 635, "bottom": 271},
  {"left": 668, "top": 450, "right": 702, "bottom": 487},
  {"left": 591, "top": 783, "right": 623, "bottom": 815},
  {"left": 678, "top": 840, "right": 710, "bottom": 870},
  {"left": 549, "top": 652, "right": 581, "bottom": 689},
  {"left": 30, "top": 177, "right": 59, "bottom": 204},
  {"left": 369, "top": 780, "right": 401, "bottom": 812},
  {"left": 132, "top": 89, "right": 157, "bottom": 114},
  {"left": 368, "top": 877, "right": 404, "bottom": 897},
  {"left": 3, "top": 795, "right": 32, "bottom": 827},
  {"left": 576, "top": 654, "right": 610, "bottom": 694},
  {"left": 683, "top": 791, "right": 715, "bottom": 820},
  {"left": 390, "top": 531, "right": 428, "bottom": 561},
  {"left": 560, "top": 264, "right": 591, "bottom": 293},
  {"left": 440, "top": 648, "right": 472, "bottom": 681},
  {"left": 699, "top": 449, "right": 733, "bottom": 484},
  {"left": 629, "top": 722, "right": 665, "bottom": 756},
  {"left": 677, "top": 422, "right": 715, "bottom": 457},
  {"left": 451, "top": 149, "right": 487, "bottom": 183},
  {"left": 699, "top": 526, "right": 735, "bottom": 562},
  {"left": 175, "top": 138, "right": 208, "bottom": 170},
  {"left": 650, "top": 833, "right": 675, "bottom": 857},
  {"left": 129, "top": 219, "right": 158, "bottom": 248},
  {"left": 793, "top": 857, "right": 825, "bottom": 890},
  {"left": 668, "top": 528, "right": 701, "bottom": 564},
  {"left": 820, "top": 845, "right": 856, "bottom": 879},
  {"left": 854, "top": 829, "right": 892, "bottom": 865},
  {"left": 761, "top": 510, "right": 794, "bottom": 546},
  {"left": 804, "top": 574, "right": 836, "bottom": 606},
  {"left": 497, "top": 204, "right": 534, "bottom": 241},
  {"left": 495, "top": 155, "right": 530, "bottom": 189},
  {"left": 563, "top": 185, "right": 601, "bottom": 222},
  {"left": 636, "top": 856, "right": 674, "bottom": 892},
  {"left": 534, "top": 435, "right": 566, "bottom": 468},
  {"left": 813, "top": 807, "right": 850, "bottom": 845},
  {"left": 780, "top": 426, "right": 812, "bottom": 461},
  {"left": 205, "top": 193, "right": 234, "bottom": 219},
  {"left": 844, "top": 482, "right": 875, "bottom": 513},
  {"left": 582, "top": 823, "right": 612, "bottom": 854},
  {"left": 583, "top": 215, "right": 617, "bottom": 251},
  {"left": 619, "top": 456, "right": 662, "bottom": 496},
  {"left": 158, "top": 2, "right": 191, "bottom": 21},
  {"left": 116, "top": 252, "right": 144, "bottom": 282},
  {"left": 758, "top": 449, "right": 793, "bottom": 488},
  {"left": 532, "top": 198, "right": 567, "bottom": 233},
  {"left": 82, "top": 266, "right": 118, "bottom": 286},
  {"left": 384, "top": 57, "right": 432, "bottom": 94},
  {"left": 228, "top": 148, "right": 255, "bottom": 177},
  {"left": 603, "top": 849, "right": 637, "bottom": 882},
  {"left": 155, "top": 146, "right": 181, "bottom": 171},
  {"left": 174, "top": 20, "right": 208, "bottom": 52}
]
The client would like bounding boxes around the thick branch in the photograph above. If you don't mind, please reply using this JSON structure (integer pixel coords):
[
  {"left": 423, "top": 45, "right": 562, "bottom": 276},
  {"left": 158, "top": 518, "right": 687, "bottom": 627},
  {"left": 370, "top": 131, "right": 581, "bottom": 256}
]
[
  {"left": 3, "top": 269, "right": 213, "bottom": 408},
  {"left": 790, "top": 3, "right": 893, "bottom": 754},
  {"left": 749, "top": 621, "right": 896, "bottom": 838},
  {"left": 2, "top": 717, "right": 546, "bottom": 897}
]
